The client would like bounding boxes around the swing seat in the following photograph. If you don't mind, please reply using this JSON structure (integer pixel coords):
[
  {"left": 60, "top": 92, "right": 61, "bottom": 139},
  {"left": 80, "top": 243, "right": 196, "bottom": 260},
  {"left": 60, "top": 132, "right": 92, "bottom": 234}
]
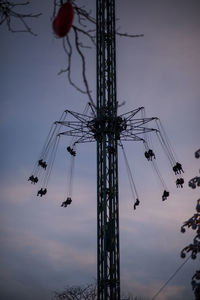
[{"left": 66, "top": 197, "right": 72, "bottom": 205}]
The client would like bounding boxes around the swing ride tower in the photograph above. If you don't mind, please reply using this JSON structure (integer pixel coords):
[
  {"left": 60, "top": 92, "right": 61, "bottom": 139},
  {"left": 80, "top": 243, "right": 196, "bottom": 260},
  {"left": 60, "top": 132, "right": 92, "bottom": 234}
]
[
  {"left": 96, "top": 0, "right": 120, "bottom": 298},
  {"left": 28, "top": 1, "right": 185, "bottom": 300}
]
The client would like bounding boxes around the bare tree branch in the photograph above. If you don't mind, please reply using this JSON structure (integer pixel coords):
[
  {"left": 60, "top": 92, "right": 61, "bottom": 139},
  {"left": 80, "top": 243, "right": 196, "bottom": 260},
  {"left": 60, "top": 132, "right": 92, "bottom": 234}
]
[
  {"left": 73, "top": 25, "right": 95, "bottom": 107},
  {"left": 53, "top": 282, "right": 144, "bottom": 300},
  {"left": 0, "top": 0, "right": 41, "bottom": 35},
  {"left": 53, "top": 1, "right": 143, "bottom": 111},
  {"left": 58, "top": 36, "right": 90, "bottom": 96},
  {"left": 73, "top": 25, "right": 96, "bottom": 46},
  {"left": 53, "top": 1, "right": 96, "bottom": 109},
  {"left": 53, "top": 283, "right": 97, "bottom": 300}
]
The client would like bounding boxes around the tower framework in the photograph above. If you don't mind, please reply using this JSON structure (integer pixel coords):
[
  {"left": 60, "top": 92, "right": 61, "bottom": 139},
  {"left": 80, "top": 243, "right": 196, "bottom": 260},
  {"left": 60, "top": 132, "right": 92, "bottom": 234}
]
[
  {"left": 96, "top": 0, "right": 120, "bottom": 298},
  {"left": 28, "top": 1, "right": 185, "bottom": 300},
  {"left": 95, "top": 0, "right": 122, "bottom": 300}
]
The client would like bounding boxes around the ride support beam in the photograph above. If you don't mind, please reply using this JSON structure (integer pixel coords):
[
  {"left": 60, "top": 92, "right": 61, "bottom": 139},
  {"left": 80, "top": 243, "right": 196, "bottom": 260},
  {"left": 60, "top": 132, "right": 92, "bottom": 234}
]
[{"left": 96, "top": 0, "right": 120, "bottom": 299}]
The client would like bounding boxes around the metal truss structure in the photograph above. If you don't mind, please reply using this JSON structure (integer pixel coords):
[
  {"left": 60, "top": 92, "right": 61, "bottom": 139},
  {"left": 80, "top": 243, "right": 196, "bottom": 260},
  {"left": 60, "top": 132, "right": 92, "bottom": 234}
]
[
  {"left": 57, "top": 102, "right": 160, "bottom": 300},
  {"left": 55, "top": 0, "right": 160, "bottom": 294},
  {"left": 58, "top": 108, "right": 157, "bottom": 144},
  {"left": 28, "top": 1, "right": 184, "bottom": 299},
  {"left": 57, "top": 108, "right": 157, "bottom": 299}
]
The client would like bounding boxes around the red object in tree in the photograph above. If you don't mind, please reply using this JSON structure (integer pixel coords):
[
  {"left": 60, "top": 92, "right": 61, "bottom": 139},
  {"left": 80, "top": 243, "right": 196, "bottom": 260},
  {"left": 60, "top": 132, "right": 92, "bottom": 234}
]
[{"left": 53, "top": 2, "right": 74, "bottom": 37}]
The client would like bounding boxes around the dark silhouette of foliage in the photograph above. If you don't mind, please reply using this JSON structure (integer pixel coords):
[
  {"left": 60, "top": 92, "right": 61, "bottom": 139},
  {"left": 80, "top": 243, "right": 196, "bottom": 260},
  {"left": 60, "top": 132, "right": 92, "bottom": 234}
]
[
  {"left": 53, "top": 283, "right": 97, "bottom": 300},
  {"left": 53, "top": 282, "right": 145, "bottom": 300},
  {"left": 180, "top": 148, "right": 200, "bottom": 300}
]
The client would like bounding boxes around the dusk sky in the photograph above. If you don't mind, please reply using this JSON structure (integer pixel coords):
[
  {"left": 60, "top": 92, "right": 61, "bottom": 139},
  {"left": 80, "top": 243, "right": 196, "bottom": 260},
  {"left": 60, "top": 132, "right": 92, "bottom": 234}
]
[{"left": 0, "top": 1, "right": 200, "bottom": 299}]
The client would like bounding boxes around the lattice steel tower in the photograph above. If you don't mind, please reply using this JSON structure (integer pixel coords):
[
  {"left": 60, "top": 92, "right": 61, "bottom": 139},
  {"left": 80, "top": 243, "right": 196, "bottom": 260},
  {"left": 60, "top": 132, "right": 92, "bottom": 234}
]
[
  {"left": 29, "top": 1, "right": 185, "bottom": 300},
  {"left": 96, "top": 0, "right": 120, "bottom": 299}
]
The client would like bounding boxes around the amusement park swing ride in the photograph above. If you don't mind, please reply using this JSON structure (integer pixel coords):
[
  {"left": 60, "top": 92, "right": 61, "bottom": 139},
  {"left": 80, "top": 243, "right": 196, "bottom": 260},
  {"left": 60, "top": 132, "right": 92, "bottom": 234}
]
[{"left": 28, "top": 1, "right": 185, "bottom": 299}]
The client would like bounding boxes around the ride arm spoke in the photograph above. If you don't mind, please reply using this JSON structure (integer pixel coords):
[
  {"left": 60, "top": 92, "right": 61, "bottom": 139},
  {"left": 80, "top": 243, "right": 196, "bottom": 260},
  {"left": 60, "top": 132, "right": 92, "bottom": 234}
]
[
  {"left": 119, "top": 107, "right": 144, "bottom": 119},
  {"left": 128, "top": 117, "right": 157, "bottom": 126},
  {"left": 73, "top": 135, "right": 95, "bottom": 144},
  {"left": 67, "top": 110, "right": 94, "bottom": 122},
  {"left": 120, "top": 132, "right": 145, "bottom": 142}
]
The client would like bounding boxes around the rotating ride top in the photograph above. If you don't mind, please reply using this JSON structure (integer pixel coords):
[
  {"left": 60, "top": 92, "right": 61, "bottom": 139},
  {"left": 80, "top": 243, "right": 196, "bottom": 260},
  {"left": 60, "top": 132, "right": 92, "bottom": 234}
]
[{"left": 28, "top": 107, "right": 184, "bottom": 205}]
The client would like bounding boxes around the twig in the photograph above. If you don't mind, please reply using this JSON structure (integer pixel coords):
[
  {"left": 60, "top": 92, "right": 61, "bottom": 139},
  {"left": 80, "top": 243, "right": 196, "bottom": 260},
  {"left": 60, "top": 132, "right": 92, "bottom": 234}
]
[
  {"left": 58, "top": 36, "right": 89, "bottom": 96},
  {"left": 73, "top": 25, "right": 95, "bottom": 107},
  {"left": 53, "top": 1, "right": 143, "bottom": 109},
  {"left": 0, "top": 1, "right": 41, "bottom": 35}
]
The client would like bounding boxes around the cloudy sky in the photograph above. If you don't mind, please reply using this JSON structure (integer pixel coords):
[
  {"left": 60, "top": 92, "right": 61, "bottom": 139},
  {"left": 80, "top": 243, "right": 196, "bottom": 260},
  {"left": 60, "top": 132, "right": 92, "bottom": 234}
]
[{"left": 0, "top": 0, "right": 200, "bottom": 299}]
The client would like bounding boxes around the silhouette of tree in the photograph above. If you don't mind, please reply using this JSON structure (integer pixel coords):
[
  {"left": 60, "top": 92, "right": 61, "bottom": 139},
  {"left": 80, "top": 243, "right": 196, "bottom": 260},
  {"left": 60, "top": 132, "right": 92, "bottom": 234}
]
[
  {"left": 180, "top": 148, "right": 200, "bottom": 300},
  {"left": 53, "top": 283, "right": 97, "bottom": 300},
  {"left": 53, "top": 282, "right": 145, "bottom": 300}
]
